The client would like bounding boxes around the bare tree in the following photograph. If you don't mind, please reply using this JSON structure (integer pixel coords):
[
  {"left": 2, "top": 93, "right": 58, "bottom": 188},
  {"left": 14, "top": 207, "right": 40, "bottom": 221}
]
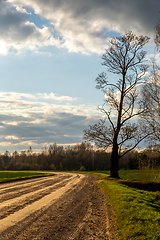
[
  {"left": 141, "top": 20, "right": 160, "bottom": 146},
  {"left": 84, "top": 32, "right": 150, "bottom": 178},
  {"left": 155, "top": 19, "right": 160, "bottom": 48},
  {"left": 141, "top": 64, "right": 160, "bottom": 144}
]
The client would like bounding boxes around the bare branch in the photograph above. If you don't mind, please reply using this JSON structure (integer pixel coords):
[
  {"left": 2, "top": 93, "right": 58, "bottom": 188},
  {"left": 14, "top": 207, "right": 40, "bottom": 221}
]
[
  {"left": 155, "top": 19, "right": 160, "bottom": 48},
  {"left": 84, "top": 31, "right": 150, "bottom": 178},
  {"left": 119, "top": 132, "right": 152, "bottom": 158},
  {"left": 98, "top": 106, "right": 115, "bottom": 131}
]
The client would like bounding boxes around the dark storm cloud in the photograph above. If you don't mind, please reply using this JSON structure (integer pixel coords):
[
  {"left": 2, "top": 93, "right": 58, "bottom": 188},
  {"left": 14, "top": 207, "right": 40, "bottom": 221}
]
[
  {"left": 24, "top": 0, "right": 159, "bottom": 35},
  {"left": 0, "top": 1, "right": 30, "bottom": 38},
  {"left": 4, "top": 0, "right": 159, "bottom": 54},
  {"left": 0, "top": 111, "right": 98, "bottom": 146},
  {"left": 0, "top": 0, "right": 52, "bottom": 54}
]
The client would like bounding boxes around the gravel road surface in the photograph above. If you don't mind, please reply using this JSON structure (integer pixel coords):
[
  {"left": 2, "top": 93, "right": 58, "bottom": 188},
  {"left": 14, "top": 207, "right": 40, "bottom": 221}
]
[{"left": 0, "top": 172, "right": 118, "bottom": 240}]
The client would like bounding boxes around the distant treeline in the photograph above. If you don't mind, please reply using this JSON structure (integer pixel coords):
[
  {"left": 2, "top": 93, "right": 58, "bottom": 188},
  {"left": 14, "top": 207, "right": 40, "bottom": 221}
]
[{"left": 0, "top": 143, "right": 160, "bottom": 171}]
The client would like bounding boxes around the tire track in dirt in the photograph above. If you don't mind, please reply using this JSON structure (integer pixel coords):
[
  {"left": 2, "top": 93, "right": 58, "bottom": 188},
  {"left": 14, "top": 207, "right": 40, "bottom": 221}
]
[
  {"left": 0, "top": 175, "right": 79, "bottom": 220},
  {"left": 0, "top": 172, "right": 70, "bottom": 193},
  {"left": 68, "top": 201, "right": 93, "bottom": 240},
  {"left": 0, "top": 175, "right": 57, "bottom": 191},
  {"left": 0, "top": 175, "right": 74, "bottom": 209},
  {"left": 0, "top": 173, "right": 118, "bottom": 240},
  {"left": 0, "top": 176, "right": 58, "bottom": 194},
  {"left": 0, "top": 173, "right": 84, "bottom": 233},
  {"left": 0, "top": 175, "right": 71, "bottom": 202}
]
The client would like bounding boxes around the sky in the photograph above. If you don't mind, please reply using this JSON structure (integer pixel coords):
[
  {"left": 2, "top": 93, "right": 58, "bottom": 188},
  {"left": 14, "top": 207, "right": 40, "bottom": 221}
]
[{"left": 0, "top": 0, "right": 159, "bottom": 153}]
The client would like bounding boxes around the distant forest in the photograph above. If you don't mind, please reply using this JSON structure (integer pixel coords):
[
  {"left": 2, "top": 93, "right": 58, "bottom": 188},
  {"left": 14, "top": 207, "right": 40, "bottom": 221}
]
[{"left": 0, "top": 142, "right": 160, "bottom": 171}]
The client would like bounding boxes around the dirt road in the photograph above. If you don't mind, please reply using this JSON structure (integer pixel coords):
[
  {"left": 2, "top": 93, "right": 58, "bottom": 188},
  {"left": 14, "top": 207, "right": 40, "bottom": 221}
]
[{"left": 0, "top": 172, "right": 117, "bottom": 240}]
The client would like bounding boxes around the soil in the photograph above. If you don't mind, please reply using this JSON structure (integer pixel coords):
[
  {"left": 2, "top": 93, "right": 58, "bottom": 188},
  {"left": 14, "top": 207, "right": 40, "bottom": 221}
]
[{"left": 0, "top": 173, "right": 119, "bottom": 240}]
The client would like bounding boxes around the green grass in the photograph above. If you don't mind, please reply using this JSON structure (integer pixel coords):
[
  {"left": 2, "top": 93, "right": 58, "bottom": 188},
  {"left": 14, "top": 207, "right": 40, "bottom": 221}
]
[
  {"left": 90, "top": 170, "right": 160, "bottom": 240},
  {"left": 94, "top": 170, "right": 160, "bottom": 182},
  {"left": 119, "top": 170, "right": 160, "bottom": 182},
  {"left": 0, "top": 171, "right": 53, "bottom": 183}
]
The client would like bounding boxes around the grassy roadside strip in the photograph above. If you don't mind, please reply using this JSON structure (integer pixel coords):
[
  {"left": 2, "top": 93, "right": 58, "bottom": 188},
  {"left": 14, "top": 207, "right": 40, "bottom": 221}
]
[
  {"left": 91, "top": 172, "right": 160, "bottom": 240},
  {"left": 0, "top": 171, "right": 53, "bottom": 183}
]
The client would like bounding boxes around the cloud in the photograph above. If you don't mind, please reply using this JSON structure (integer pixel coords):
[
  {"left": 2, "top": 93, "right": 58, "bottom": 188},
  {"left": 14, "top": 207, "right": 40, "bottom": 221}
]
[
  {"left": 0, "top": 91, "right": 100, "bottom": 152},
  {"left": 0, "top": 0, "right": 57, "bottom": 55},
  {"left": 15, "top": 6, "right": 30, "bottom": 15},
  {"left": 0, "top": 0, "right": 158, "bottom": 55},
  {"left": 36, "top": 93, "right": 77, "bottom": 101},
  {"left": 0, "top": 91, "right": 77, "bottom": 103}
]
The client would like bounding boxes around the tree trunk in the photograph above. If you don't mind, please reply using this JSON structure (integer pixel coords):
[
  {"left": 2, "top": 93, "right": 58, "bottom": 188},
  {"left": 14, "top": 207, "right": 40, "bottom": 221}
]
[
  {"left": 110, "top": 142, "right": 119, "bottom": 178},
  {"left": 109, "top": 73, "right": 125, "bottom": 178}
]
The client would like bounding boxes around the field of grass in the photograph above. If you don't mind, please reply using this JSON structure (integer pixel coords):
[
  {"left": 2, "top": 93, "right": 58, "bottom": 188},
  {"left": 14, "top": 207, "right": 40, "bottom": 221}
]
[
  {"left": 0, "top": 171, "right": 53, "bottom": 183},
  {"left": 92, "top": 170, "right": 160, "bottom": 240},
  {"left": 95, "top": 169, "right": 160, "bottom": 182}
]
